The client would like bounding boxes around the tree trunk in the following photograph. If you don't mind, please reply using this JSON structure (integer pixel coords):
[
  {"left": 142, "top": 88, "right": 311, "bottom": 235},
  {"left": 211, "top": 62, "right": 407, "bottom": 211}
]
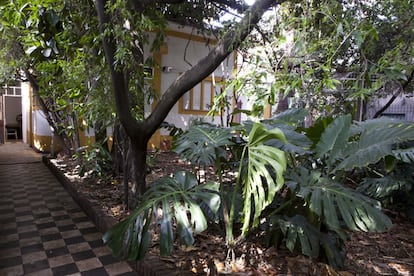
[
  {"left": 95, "top": 0, "right": 282, "bottom": 203},
  {"left": 129, "top": 135, "right": 148, "bottom": 207}
]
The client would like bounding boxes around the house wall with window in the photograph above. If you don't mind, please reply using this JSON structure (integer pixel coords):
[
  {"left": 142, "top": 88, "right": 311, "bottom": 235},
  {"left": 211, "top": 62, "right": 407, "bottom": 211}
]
[
  {"left": 145, "top": 23, "right": 235, "bottom": 149},
  {"left": 13, "top": 23, "right": 235, "bottom": 152}
]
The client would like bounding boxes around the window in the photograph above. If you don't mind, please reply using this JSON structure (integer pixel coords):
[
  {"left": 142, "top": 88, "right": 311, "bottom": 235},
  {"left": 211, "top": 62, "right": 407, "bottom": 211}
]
[
  {"left": 179, "top": 76, "right": 222, "bottom": 114},
  {"left": 1, "top": 86, "right": 21, "bottom": 97}
]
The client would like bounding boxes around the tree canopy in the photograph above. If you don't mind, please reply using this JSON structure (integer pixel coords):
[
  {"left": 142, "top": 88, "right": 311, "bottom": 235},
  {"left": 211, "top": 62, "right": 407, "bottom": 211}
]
[
  {"left": 1, "top": 0, "right": 413, "bottom": 197},
  {"left": 2, "top": 0, "right": 414, "bottom": 271},
  {"left": 233, "top": 0, "right": 414, "bottom": 119}
]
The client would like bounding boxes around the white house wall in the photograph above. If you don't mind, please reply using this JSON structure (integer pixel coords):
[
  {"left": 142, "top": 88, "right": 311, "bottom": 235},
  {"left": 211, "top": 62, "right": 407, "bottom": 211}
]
[
  {"left": 21, "top": 82, "right": 30, "bottom": 143},
  {"left": 32, "top": 110, "right": 52, "bottom": 136},
  {"left": 153, "top": 26, "right": 235, "bottom": 135}
]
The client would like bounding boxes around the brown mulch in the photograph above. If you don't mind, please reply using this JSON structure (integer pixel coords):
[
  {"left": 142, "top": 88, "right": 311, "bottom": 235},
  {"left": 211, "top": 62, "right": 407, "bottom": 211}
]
[{"left": 52, "top": 152, "right": 414, "bottom": 275}]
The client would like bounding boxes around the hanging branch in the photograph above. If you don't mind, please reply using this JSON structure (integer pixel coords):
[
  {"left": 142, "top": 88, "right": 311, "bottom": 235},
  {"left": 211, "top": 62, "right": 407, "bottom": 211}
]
[{"left": 373, "top": 69, "right": 414, "bottom": 118}]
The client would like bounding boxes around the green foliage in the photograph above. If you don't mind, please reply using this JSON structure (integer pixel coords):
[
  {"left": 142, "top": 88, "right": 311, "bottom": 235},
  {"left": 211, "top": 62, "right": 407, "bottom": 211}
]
[
  {"left": 103, "top": 171, "right": 220, "bottom": 259},
  {"left": 266, "top": 215, "right": 345, "bottom": 267},
  {"left": 287, "top": 167, "right": 391, "bottom": 232},
  {"left": 357, "top": 177, "right": 412, "bottom": 201},
  {"left": 235, "top": 0, "right": 414, "bottom": 120},
  {"left": 174, "top": 122, "right": 234, "bottom": 167},
  {"left": 104, "top": 120, "right": 287, "bottom": 259},
  {"left": 238, "top": 123, "right": 287, "bottom": 235},
  {"left": 0, "top": 0, "right": 112, "bottom": 153},
  {"left": 104, "top": 108, "right": 414, "bottom": 269},
  {"left": 306, "top": 115, "right": 414, "bottom": 174},
  {"left": 74, "top": 143, "right": 113, "bottom": 178},
  {"left": 259, "top": 109, "right": 414, "bottom": 268}
]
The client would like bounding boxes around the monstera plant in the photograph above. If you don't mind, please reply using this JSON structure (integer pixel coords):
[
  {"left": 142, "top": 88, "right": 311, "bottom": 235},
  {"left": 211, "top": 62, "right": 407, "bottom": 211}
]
[
  {"left": 103, "top": 109, "right": 414, "bottom": 269},
  {"left": 104, "top": 121, "right": 288, "bottom": 262},
  {"left": 262, "top": 110, "right": 414, "bottom": 268},
  {"left": 103, "top": 170, "right": 221, "bottom": 259}
]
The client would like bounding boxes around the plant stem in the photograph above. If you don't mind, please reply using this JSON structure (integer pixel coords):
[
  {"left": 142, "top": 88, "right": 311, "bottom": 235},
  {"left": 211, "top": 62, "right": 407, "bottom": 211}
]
[
  {"left": 267, "top": 197, "right": 295, "bottom": 218},
  {"left": 228, "top": 146, "right": 247, "bottom": 245}
]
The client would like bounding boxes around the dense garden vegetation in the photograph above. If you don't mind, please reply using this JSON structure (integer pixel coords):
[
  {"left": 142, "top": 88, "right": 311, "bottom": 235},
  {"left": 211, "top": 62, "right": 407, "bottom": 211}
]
[{"left": 1, "top": 0, "right": 413, "bottom": 272}]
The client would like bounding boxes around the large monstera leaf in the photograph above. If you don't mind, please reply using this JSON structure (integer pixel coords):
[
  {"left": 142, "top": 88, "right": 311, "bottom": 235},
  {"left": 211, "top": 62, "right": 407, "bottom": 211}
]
[
  {"left": 240, "top": 123, "right": 287, "bottom": 236},
  {"left": 313, "top": 116, "right": 414, "bottom": 172},
  {"left": 315, "top": 114, "right": 351, "bottom": 169},
  {"left": 103, "top": 171, "right": 220, "bottom": 260},
  {"left": 174, "top": 123, "right": 234, "bottom": 167},
  {"left": 287, "top": 167, "right": 392, "bottom": 232},
  {"left": 337, "top": 118, "right": 414, "bottom": 171}
]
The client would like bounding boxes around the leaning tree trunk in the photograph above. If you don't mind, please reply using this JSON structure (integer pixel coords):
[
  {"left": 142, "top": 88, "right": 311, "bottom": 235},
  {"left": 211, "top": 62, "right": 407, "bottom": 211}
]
[{"left": 96, "top": 0, "right": 282, "bottom": 204}]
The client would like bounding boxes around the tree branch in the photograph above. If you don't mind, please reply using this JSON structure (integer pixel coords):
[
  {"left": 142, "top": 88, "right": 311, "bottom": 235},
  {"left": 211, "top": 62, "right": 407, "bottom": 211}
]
[
  {"left": 209, "top": 0, "right": 249, "bottom": 14},
  {"left": 95, "top": 0, "right": 141, "bottom": 139},
  {"left": 144, "top": 0, "right": 284, "bottom": 134},
  {"left": 373, "top": 69, "right": 414, "bottom": 118}
]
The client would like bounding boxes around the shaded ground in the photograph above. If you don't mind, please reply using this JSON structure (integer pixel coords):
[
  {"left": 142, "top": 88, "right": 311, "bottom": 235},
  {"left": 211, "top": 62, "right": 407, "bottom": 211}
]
[{"left": 52, "top": 152, "right": 414, "bottom": 275}]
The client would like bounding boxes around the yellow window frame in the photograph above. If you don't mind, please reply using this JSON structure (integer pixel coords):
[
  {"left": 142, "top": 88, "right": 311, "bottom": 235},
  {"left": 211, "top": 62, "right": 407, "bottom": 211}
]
[{"left": 178, "top": 76, "right": 223, "bottom": 115}]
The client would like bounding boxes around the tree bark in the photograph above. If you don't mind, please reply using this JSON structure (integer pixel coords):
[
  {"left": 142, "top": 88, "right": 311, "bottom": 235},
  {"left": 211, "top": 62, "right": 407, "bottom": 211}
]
[{"left": 129, "top": 137, "right": 148, "bottom": 205}]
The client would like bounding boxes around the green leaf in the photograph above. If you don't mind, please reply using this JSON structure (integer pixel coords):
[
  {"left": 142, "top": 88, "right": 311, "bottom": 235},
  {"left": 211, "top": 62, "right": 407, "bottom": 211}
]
[
  {"left": 357, "top": 177, "right": 412, "bottom": 200},
  {"left": 304, "top": 116, "right": 335, "bottom": 147},
  {"left": 270, "top": 215, "right": 336, "bottom": 259},
  {"left": 174, "top": 123, "right": 234, "bottom": 167},
  {"left": 288, "top": 168, "right": 392, "bottom": 232},
  {"left": 159, "top": 198, "right": 174, "bottom": 255},
  {"left": 393, "top": 148, "right": 414, "bottom": 163},
  {"left": 103, "top": 210, "right": 152, "bottom": 260},
  {"left": 266, "top": 108, "right": 309, "bottom": 125},
  {"left": 240, "top": 123, "right": 287, "bottom": 236},
  {"left": 103, "top": 171, "right": 220, "bottom": 260},
  {"left": 315, "top": 114, "right": 351, "bottom": 163},
  {"left": 338, "top": 119, "right": 414, "bottom": 171}
]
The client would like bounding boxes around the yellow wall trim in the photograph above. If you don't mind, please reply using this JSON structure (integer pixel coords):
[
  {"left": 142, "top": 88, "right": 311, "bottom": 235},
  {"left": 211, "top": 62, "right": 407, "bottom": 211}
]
[
  {"left": 32, "top": 133, "right": 61, "bottom": 153},
  {"left": 165, "top": 29, "right": 217, "bottom": 44}
]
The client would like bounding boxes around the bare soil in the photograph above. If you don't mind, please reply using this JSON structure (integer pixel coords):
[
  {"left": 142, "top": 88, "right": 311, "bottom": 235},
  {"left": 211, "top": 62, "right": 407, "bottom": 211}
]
[{"left": 53, "top": 152, "right": 414, "bottom": 275}]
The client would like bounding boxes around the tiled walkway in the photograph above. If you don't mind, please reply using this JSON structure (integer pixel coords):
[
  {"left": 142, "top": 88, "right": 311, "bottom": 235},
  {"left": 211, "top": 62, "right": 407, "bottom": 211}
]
[{"left": 0, "top": 142, "right": 137, "bottom": 276}]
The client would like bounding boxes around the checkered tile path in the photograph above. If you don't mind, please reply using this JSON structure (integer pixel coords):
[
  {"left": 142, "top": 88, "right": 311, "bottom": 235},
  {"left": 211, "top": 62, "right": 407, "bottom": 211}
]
[{"left": 0, "top": 143, "right": 137, "bottom": 276}]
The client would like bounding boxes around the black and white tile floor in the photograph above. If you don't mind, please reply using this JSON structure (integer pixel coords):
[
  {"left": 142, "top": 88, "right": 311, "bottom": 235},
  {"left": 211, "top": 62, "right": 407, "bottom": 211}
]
[{"left": 0, "top": 143, "right": 137, "bottom": 276}]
